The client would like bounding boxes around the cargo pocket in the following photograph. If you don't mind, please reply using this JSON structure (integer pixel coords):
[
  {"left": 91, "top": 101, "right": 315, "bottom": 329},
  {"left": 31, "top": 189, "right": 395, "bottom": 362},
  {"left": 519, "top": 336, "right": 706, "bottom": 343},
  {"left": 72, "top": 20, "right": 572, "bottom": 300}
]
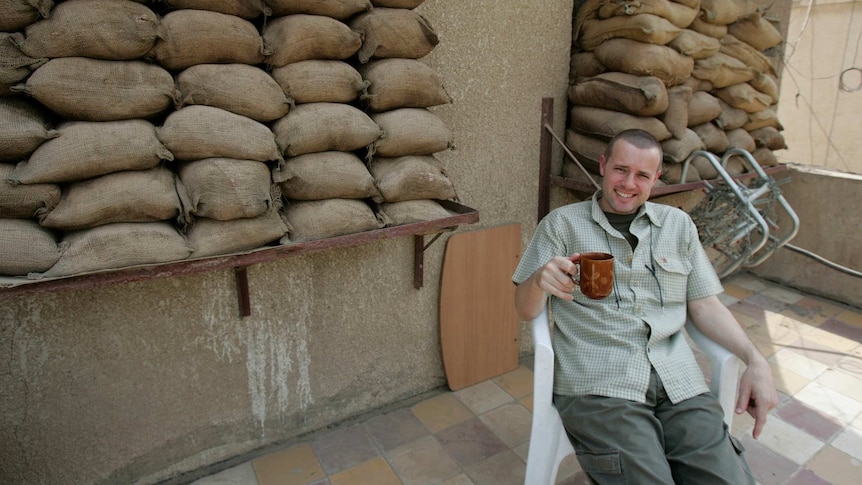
[
  {"left": 729, "top": 435, "right": 757, "bottom": 483},
  {"left": 576, "top": 448, "right": 622, "bottom": 475}
]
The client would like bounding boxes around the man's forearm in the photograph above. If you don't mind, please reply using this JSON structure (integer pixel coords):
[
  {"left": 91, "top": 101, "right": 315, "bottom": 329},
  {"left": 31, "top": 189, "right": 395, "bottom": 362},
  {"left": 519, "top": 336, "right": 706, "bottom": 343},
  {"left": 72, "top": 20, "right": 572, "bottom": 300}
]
[
  {"left": 514, "top": 273, "right": 548, "bottom": 321},
  {"left": 687, "top": 296, "right": 764, "bottom": 366}
]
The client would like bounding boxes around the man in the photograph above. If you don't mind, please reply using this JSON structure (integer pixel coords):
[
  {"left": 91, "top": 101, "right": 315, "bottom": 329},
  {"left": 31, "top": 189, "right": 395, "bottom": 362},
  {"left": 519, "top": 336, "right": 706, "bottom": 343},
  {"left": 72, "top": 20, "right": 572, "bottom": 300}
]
[{"left": 513, "top": 129, "right": 777, "bottom": 484}]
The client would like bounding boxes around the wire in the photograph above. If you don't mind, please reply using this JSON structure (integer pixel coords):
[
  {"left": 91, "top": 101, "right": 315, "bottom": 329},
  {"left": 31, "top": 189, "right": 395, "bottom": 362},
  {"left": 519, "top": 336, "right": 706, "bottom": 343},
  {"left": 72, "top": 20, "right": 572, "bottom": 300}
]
[{"left": 782, "top": 243, "right": 862, "bottom": 279}]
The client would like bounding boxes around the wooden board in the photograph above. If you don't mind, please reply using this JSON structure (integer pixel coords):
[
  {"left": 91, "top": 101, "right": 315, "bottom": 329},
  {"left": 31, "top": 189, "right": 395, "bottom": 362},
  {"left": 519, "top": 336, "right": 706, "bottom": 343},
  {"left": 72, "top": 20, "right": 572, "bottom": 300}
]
[{"left": 440, "top": 223, "right": 521, "bottom": 391}]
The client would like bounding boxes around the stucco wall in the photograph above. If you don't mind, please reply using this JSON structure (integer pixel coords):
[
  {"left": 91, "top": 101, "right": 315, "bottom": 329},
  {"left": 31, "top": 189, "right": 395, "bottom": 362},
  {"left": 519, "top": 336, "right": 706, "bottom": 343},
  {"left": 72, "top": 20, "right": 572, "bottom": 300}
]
[{"left": 0, "top": 1, "right": 574, "bottom": 484}]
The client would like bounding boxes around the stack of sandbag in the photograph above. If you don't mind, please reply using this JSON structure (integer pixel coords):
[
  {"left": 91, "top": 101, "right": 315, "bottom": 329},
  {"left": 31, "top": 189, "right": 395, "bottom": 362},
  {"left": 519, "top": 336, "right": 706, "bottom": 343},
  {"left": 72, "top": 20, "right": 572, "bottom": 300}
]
[{"left": 567, "top": 0, "right": 786, "bottom": 186}]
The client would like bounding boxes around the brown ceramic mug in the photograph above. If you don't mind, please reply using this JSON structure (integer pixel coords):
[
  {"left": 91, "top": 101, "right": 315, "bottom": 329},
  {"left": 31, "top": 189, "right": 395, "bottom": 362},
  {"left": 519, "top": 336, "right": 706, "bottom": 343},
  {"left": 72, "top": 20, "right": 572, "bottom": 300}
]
[{"left": 574, "top": 252, "right": 614, "bottom": 299}]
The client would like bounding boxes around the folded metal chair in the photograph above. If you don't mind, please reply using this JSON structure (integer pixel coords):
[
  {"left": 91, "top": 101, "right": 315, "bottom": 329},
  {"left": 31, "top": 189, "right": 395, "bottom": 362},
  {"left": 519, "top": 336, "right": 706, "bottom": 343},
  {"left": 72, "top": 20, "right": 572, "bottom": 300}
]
[{"left": 524, "top": 307, "right": 740, "bottom": 485}]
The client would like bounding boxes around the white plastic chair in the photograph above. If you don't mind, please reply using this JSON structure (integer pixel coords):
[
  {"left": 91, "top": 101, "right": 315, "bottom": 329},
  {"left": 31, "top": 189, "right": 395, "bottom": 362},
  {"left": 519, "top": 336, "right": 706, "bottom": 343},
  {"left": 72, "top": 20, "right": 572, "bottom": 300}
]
[{"left": 524, "top": 307, "right": 740, "bottom": 485}]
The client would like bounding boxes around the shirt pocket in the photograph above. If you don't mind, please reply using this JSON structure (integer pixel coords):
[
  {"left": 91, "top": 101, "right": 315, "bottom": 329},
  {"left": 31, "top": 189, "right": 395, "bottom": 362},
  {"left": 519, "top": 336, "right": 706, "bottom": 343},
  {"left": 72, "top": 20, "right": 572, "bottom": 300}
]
[{"left": 654, "top": 256, "right": 692, "bottom": 302}]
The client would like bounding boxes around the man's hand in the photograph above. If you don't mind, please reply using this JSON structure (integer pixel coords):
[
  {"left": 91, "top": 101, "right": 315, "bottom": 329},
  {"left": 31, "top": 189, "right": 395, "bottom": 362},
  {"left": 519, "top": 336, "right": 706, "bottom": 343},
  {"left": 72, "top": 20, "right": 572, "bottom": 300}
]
[
  {"left": 514, "top": 254, "right": 579, "bottom": 320},
  {"left": 735, "top": 356, "right": 778, "bottom": 439}
]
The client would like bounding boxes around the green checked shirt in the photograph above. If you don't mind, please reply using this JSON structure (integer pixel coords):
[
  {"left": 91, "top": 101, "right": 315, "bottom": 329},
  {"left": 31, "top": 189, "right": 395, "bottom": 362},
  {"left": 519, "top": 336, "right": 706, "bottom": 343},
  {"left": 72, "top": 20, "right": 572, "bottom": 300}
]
[{"left": 513, "top": 191, "right": 724, "bottom": 404}]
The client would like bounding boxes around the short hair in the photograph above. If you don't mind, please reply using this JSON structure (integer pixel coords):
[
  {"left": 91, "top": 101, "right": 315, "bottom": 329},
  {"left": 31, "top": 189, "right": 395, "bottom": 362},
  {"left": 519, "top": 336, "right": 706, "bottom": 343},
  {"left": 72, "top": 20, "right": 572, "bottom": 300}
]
[{"left": 603, "top": 129, "right": 662, "bottom": 161}]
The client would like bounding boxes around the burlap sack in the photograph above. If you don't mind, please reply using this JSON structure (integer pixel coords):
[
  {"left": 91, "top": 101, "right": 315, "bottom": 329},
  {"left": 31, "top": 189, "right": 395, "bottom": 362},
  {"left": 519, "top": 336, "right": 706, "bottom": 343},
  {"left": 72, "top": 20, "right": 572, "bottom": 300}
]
[
  {"left": 698, "top": 0, "right": 757, "bottom": 26},
  {"left": 0, "top": 96, "right": 57, "bottom": 163},
  {"left": 10, "top": 120, "right": 172, "bottom": 185},
  {"left": 0, "top": 219, "right": 60, "bottom": 276},
  {"left": 753, "top": 147, "right": 778, "bottom": 167},
  {"left": 12, "top": 58, "right": 176, "bottom": 122},
  {"left": 562, "top": 159, "right": 603, "bottom": 187},
  {"left": 579, "top": 14, "right": 683, "bottom": 51},
  {"left": 723, "top": 155, "right": 747, "bottom": 176},
  {"left": 568, "top": 72, "right": 669, "bottom": 117},
  {"left": 147, "top": 9, "right": 267, "bottom": 71},
  {"left": 282, "top": 198, "right": 384, "bottom": 243},
  {"left": 594, "top": 38, "right": 693, "bottom": 86},
  {"left": 272, "top": 102, "right": 383, "bottom": 157},
  {"left": 266, "top": 0, "right": 371, "bottom": 19},
  {"left": 715, "top": 99, "right": 749, "bottom": 130},
  {"left": 379, "top": 199, "right": 454, "bottom": 226},
  {"left": 17, "top": 0, "right": 160, "bottom": 60},
  {"left": 749, "top": 126, "right": 786, "bottom": 150},
  {"left": 1, "top": 34, "right": 46, "bottom": 95},
  {"left": 692, "top": 52, "right": 754, "bottom": 88},
  {"left": 370, "top": 0, "right": 425, "bottom": 7},
  {"left": 165, "top": 0, "right": 269, "bottom": 19},
  {"left": 38, "top": 167, "right": 182, "bottom": 230},
  {"left": 0, "top": 164, "right": 59, "bottom": 218},
  {"left": 743, "top": 107, "right": 782, "bottom": 131},
  {"left": 661, "top": 159, "right": 700, "bottom": 184},
  {"left": 179, "top": 158, "right": 273, "bottom": 221},
  {"left": 37, "top": 222, "right": 192, "bottom": 278},
  {"left": 0, "top": 0, "right": 53, "bottom": 32},
  {"left": 682, "top": 76, "right": 714, "bottom": 93},
  {"left": 359, "top": 58, "right": 451, "bottom": 112},
  {"left": 749, "top": 72, "right": 779, "bottom": 104},
  {"left": 157, "top": 105, "right": 281, "bottom": 162},
  {"left": 689, "top": 17, "right": 727, "bottom": 39},
  {"left": 368, "top": 155, "right": 456, "bottom": 202},
  {"left": 350, "top": 8, "right": 439, "bottom": 63},
  {"left": 661, "top": 128, "right": 705, "bottom": 164},
  {"left": 564, "top": 129, "right": 606, "bottom": 174},
  {"left": 727, "top": 13, "right": 783, "bottom": 51},
  {"left": 598, "top": 0, "right": 698, "bottom": 29},
  {"left": 725, "top": 127, "right": 756, "bottom": 152},
  {"left": 660, "top": 85, "right": 693, "bottom": 139},
  {"left": 692, "top": 122, "right": 729, "bottom": 153},
  {"left": 714, "top": 83, "right": 772, "bottom": 113},
  {"left": 692, "top": 156, "right": 719, "bottom": 180},
  {"left": 187, "top": 210, "right": 289, "bottom": 259},
  {"left": 271, "top": 60, "right": 367, "bottom": 105},
  {"left": 687, "top": 91, "right": 723, "bottom": 126},
  {"left": 370, "top": 108, "right": 454, "bottom": 158},
  {"left": 570, "top": 105, "right": 672, "bottom": 141},
  {"left": 667, "top": 29, "right": 722, "bottom": 59},
  {"left": 719, "top": 34, "right": 776, "bottom": 77},
  {"left": 273, "top": 151, "right": 382, "bottom": 201},
  {"left": 176, "top": 64, "right": 290, "bottom": 122},
  {"left": 263, "top": 14, "right": 362, "bottom": 68},
  {"left": 570, "top": 51, "right": 607, "bottom": 83}
]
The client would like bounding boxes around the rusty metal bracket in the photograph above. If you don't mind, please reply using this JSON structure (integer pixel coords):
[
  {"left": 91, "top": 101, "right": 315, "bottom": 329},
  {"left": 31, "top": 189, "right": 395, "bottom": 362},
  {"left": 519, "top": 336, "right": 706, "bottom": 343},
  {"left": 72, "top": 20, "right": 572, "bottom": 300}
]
[{"left": 414, "top": 233, "right": 445, "bottom": 289}]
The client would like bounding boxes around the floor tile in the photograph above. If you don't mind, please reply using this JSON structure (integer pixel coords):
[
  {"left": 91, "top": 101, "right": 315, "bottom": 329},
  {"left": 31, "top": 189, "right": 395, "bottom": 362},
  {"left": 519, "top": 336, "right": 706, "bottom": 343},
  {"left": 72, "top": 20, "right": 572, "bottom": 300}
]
[
  {"left": 438, "top": 474, "right": 475, "bottom": 485},
  {"left": 831, "top": 427, "right": 862, "bottom": 461},
  {"left": 477, "top": 402, "right": 532, "bottom": 448},
  {"left": 463, "top": 450, "right": 525, "bottom": 485},
  {"left": 835, "top": 309, "right": 862, "bottom": 328},
  {"left": 795, "top": 381, "right": 862, "bottom": 425},
  {"left": 806, "top": 445, "right": 862, "bottom": 485},
  {"left": 328, "top": 457, "right": 401, "bottom": 485},
  {"left": 820, "top": 317, "right": 862, "bottom": 344},
  {"left": 717, "top": 292, "right": 741, "bottom": 306},
  {"left": 769, "top": 348, "right": 829, "bottom": 380},
  {"left": 815, "top": 367, "right": 862, "bottom": 403},
  {"left": 727, "top": 274, "right": 770, "bottom": 292},
  {"left": 836, "top": 352, "right": 862, "bottom": 380},
  {"left": 783, "top": 297, "right": 844, "bottom": 327},
  {"left": 783, "top": 468, "right": 831, "bottom": 485},
  {"left": 737, "top": 435, "right": 799, "bottom": 485},
  {"left": 410, "top": 393, "right": 475, "bottom": 434},
  {"left": 785, "top": 336, "right": 847, "bottom": 367},
  {"left": 385, "top": 435, "right": 461, "bottom": 485},
  {"left": 755, "top": 416, "right": 825, "bottom": 464},
  {"left": 722, "top": 283, "right": 756, "bottom": 301},
  {"left": 769, "top": 360, "right": 812, "bottom": 396},
  {"left": 191, "top": 462, "right": 258, "bottom": 485},
  {"left": 434, "top": 417, "right": 508, "bottom": 467},
  {"left": 776, "top": 397, "right": 844, "bottom": 442},
  {"left": 253, "top": 443, "right": 326, "bottom": 485},
  {"left": 761, "top": 285, "right": 807, "bottom": 305},
  {"left": 454, "top": 380, "right": 514, "bottom": 415},
  {"left": 311, "top": 424, "right": 379, "bottom": 475},
  {"left": 746, "top": 293, "right": 790, "bottom": 314},
  {"left": 492, "top": 366, "right": 534, "bottom": 399},
  {"left": 729, "top": 300, "right": 770, "bottom": 324},
  {"left": 363, "top": 407, "right": 430, "bottom": 452},
  {"left": 519, "top": 393, "right": 533, "bottom": 413}
]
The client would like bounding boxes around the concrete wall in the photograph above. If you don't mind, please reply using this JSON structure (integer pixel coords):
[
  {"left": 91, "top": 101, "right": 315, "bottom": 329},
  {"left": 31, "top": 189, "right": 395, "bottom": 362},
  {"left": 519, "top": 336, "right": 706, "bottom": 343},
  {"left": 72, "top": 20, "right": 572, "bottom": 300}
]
[
  {"left": 751, "top": 164, "right": 862, "bottom": 308},
  {"left": 0, "top": 1, "right": 574, "bottom": 484}
]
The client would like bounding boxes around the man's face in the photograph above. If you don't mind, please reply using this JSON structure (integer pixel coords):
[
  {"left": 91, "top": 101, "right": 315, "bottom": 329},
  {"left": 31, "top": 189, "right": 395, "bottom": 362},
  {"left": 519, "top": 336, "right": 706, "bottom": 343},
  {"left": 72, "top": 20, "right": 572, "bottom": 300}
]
[{"left": 598, "top": 139, "right": 662, "bottom": 215}]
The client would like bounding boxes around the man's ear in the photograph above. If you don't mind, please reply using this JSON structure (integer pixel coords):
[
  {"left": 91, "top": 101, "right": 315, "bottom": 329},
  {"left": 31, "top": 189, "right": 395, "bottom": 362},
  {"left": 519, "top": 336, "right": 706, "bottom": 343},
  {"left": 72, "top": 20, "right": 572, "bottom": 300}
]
[{"left": 599, "top": 155, "right": 606, "bottom": 176}]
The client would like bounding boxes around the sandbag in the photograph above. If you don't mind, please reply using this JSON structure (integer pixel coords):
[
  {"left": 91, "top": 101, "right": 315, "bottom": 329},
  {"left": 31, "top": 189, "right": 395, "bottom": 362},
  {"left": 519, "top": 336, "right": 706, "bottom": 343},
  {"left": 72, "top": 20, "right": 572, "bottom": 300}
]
[
  {"left": 0, "top": 0, "right": 53, "bottom": 32},
  {"left": 692, "top": 122, "right": 729, "bottom": 153},
  {"left": 714, "top": 99, "right": 749, "bottom": 130},
  {"left": 727, "top": 13, "right": 783, "bottom": 51},
  {"left": 593, "top": 38, "right": 693, "bottom": 86},
  {"left": 753, "top": 147, "right": 778, "bottom": 167},
  {"left": 0, "top": 164, "right": 59, "bottom": 218},
  {"left": 350, "top": 8, "right": 439, "bottom": 63},
  {"left": 370, "top": 0, "right": 425, "bottom": 7},
  {"left": 147, "top": 9, "right": 267, "bottom": 71},
  {"left": 570, "top": 51, "right": 607, "bottom": 83},
  {"left": 370, "top": 108, "right": 454, "bottom": 158},
  {"left": 743, "top": 108, "right": 782, "bottom": 131},
  {"left": 689, "top": 17, "right": 728, "bottom": 39},
  {"left": 698, "top": 0, "right": 758, "bottom": 26},
  {"left": 692, "top": 52, "right": 754, "bottom": 88},
  {"left": 165, "top": 0, "right": 269, "bottom": 19},
  {"left": 0, "top": 96, "right": 57, "bottom": 163},
  {"left": 179, "top": 158, "right": 273, "bottom": 221},
  {"left": 714, "top": 83, "right": 772, "bottom": 113},
  {"left": 273, "top": 151, "right": 381, "bottom": 201},
  {"left": 359, "top": 58, "right": 450, "bottom": 112},
  {"left": 37, "top": 222, "right": 192, "bottom": 278},
  {"left": 271, "top": 60, "right": 367, "bottom": 105},
  {"left": 725, "top": 127, "right": 756, "bottom": 152},
  {"left": 0, "top": 219, "right": 60, "bottom": 276},
  {"left": 12, "top": 57, "right": 176, "bottom": 122},
  {"left": 661, "top": 159, "right": 700, "bottom": 184},
  {"left": 158, "top": 105, "right": 281, "bottom": 162},
  {"left": 667, "top": 29, "right": 722, "bottom": 59},
  {"left": 570, "top": 105, "right": 672, "bottom": 141},
  {"left": 564, "top": 129, "right": 606, "bottom": 174},
  {"left": 660, "top": 85, "right": 692, "bottom": 139},
  {"left": 579, "top": 14, "right": 683, "bottom": 51},
  {"left": 368, "top": 155, "right": 456, "bottom": 202},
  {"left": 691, "top": 157, "right": 719, "bottom": 180},
  {"left": 10, "top": 120, "right": 172, "bottom": 185},
  {"left": 38, "top": 167, "right": 181, "bottom": 231},
  {"left": 749, "top": 126, "right": 786, "bottom": 150},
  {"left": 282, "top": 199, "right": 384, "bottom": 243},
  {"left": 661, "top": 128, "right": 705, "bottom": 164},
  {"left": 272, "top": 102, "right": 383, "bottom": 157},
  {"left": 1, "top": 34, "right": 46, "bottom": 95},
  {"left": 379, "top": 199, "right": 454, "bottom": 226},
  {"left": 16, "top": 0, "right": 160, "bottom": 60},
  {"left": 719, "top": 34, "right": 776, "bottom": 77},
  {"left": 568, "top": 72, "right": 669, "bottom": 117},
  {"left": 597, "top": 0, "right": 698, "bottom": 29},
  {"left": 687, "top": 91, "right": 723, "bottom": 126},
  {"left": 263, "top": 14, "right": 362, "bottom": 68},
  {"left": 187, "top": 209, "right": 289, "bottom": 259},
  {"left": 265, "top": 0, "right": 371, "bottom": 19},
  {"left": 176, "top": 63, "right": 290, "bottom": 122},
  {"left": 749, "top": 72, "right": 779, "bottom": 104}
]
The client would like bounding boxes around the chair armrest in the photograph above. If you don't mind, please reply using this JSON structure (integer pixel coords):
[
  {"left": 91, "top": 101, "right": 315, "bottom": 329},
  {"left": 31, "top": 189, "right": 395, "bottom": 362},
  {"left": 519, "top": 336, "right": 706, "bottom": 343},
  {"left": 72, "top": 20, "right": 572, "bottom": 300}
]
[
  {"left": 684, "top": 319, "right": 740, "bottom": 426},
  {"left": 531, "top": 307, "right": 556, "bottom": 409}
]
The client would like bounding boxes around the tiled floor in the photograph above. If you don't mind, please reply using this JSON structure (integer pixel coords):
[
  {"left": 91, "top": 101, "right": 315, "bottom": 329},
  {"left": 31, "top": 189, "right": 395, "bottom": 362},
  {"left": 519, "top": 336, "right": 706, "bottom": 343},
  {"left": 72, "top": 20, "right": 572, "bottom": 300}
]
[{"left": 191, "top": 273, "right": 862, "bottom": 485}]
